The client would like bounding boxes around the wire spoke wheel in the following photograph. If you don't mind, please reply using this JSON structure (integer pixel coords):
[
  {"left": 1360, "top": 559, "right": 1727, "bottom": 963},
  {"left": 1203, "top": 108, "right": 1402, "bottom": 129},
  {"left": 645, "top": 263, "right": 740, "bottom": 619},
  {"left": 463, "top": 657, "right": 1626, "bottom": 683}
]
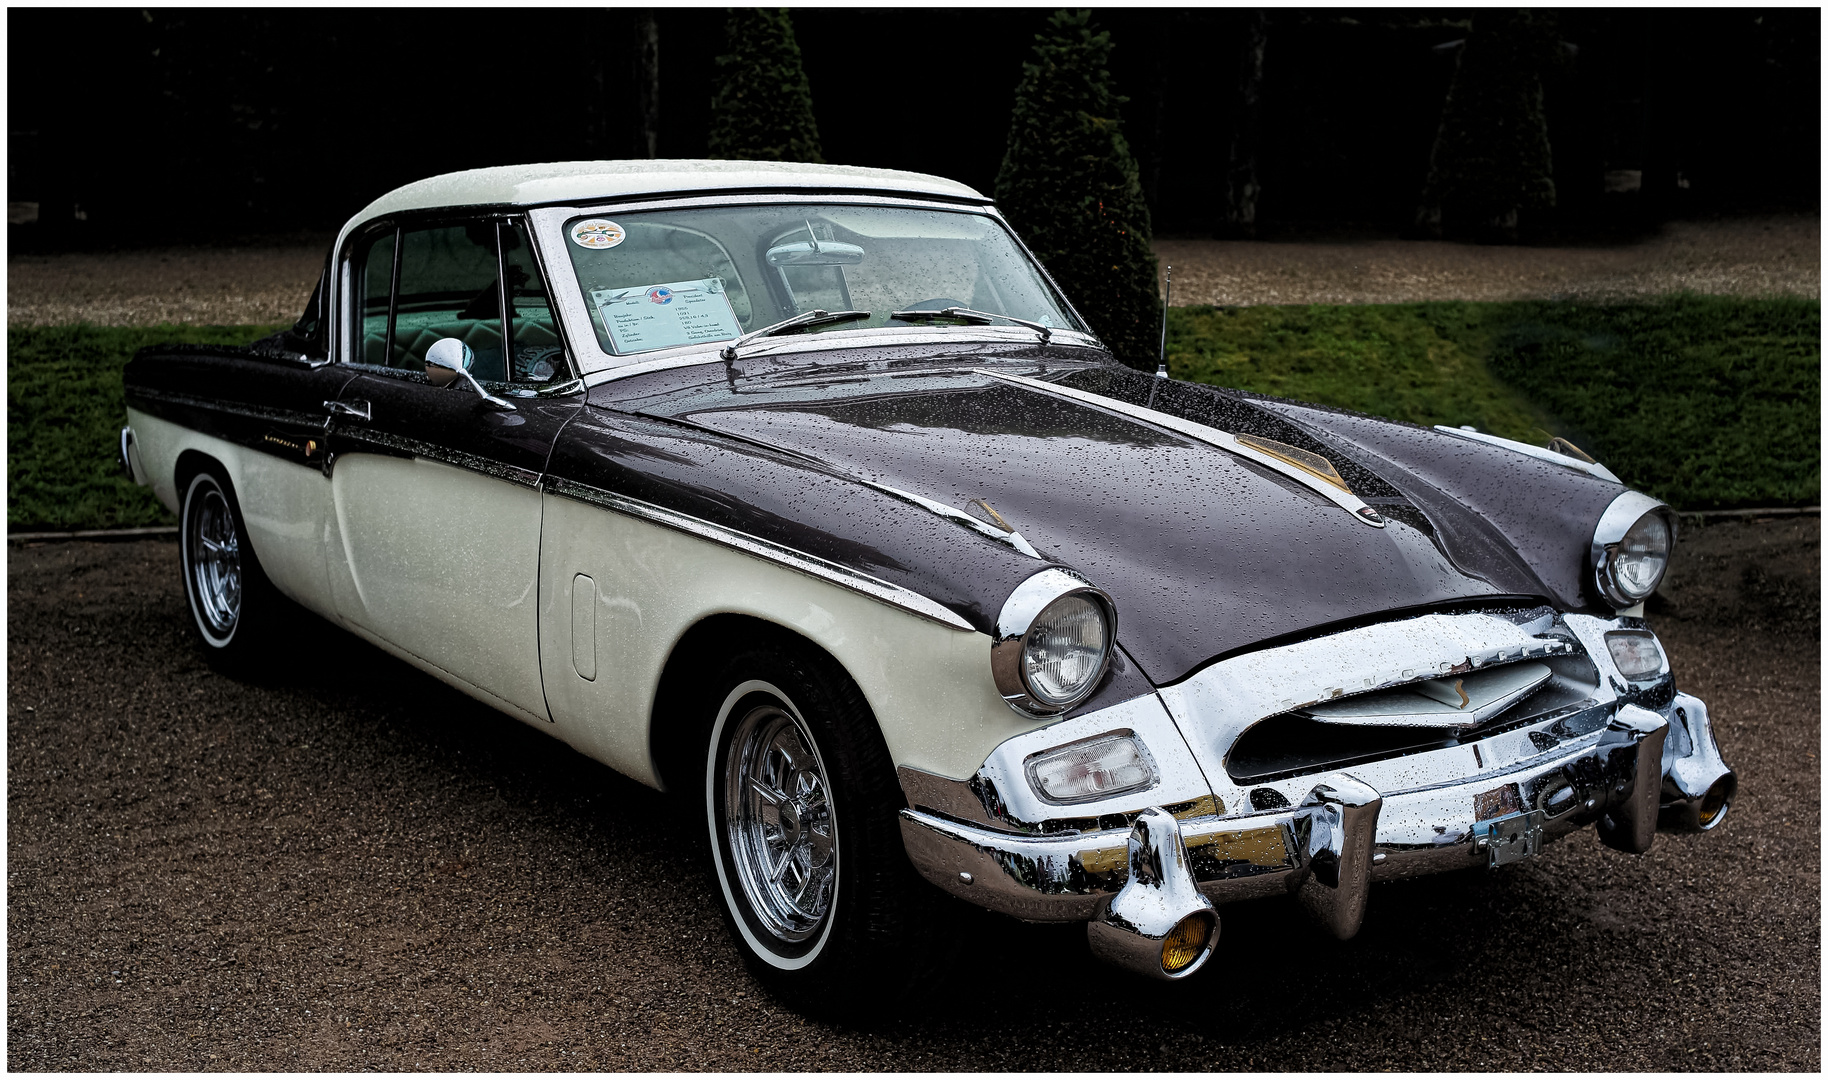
[
  {"left": 723, "top": 701, "right": 837, "bottom": 944},
  {"left": 183, "top": 477, "right": 244, "bottom": 643}
]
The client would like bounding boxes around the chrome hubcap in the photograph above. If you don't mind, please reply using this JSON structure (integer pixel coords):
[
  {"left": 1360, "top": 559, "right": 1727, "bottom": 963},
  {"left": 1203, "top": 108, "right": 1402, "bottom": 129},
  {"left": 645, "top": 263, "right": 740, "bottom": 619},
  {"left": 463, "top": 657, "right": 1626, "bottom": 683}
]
[
  {"left": 724, "top": 703, "right": 836, "bottom": 943},
  {"left": 187, "top": 486, "right": 242, "bottom": 639}
]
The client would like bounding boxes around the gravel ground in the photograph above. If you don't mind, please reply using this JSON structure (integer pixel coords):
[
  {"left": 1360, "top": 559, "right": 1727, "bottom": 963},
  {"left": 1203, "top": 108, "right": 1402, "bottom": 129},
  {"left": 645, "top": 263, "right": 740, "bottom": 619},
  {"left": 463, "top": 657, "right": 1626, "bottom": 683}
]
[
  {"left": 7, "top": 519, "right": 1818, "bottom": 1070},
  {"left": 1157, "top": 214, "right": 1820, "bottom": 307},
  {"left": 5, "top": 215, "right": 1817, "bottom": 326}
]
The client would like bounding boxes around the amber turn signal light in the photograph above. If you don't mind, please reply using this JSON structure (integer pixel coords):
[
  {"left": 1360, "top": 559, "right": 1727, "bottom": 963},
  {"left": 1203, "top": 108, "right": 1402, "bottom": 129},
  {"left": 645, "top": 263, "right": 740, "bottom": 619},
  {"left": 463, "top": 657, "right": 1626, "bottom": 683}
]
[{"left": 1160, "top": 912, "right": 1213, "bottom": 975}]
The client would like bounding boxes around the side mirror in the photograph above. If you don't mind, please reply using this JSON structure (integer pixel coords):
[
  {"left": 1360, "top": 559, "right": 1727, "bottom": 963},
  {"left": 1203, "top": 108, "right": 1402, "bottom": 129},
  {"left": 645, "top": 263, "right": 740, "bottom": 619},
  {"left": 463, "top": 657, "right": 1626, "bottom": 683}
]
[
  {"left": 425, "top": 337, "right": 514, "bottom": 411},
  {"left": 425, "top": 336, "right": 471, "bottom": 387}
]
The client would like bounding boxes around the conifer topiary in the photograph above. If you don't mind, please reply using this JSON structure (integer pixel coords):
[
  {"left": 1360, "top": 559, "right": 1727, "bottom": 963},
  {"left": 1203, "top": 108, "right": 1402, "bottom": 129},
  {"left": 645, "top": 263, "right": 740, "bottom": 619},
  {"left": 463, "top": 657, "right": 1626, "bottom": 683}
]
[
  {"left": 995, "top": 9, "right": 1160, "bottom": 368},
  {"left": 706, "top": 8, "right": 823, "bottom": 163},
  {"left": 1415, "top": 10, "right": 1559, "bottom": 240}
]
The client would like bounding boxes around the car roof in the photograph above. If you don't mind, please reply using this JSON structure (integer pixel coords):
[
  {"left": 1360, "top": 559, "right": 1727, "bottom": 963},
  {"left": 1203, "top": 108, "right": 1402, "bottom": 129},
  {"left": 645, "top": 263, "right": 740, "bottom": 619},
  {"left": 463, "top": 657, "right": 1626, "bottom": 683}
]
[{"left": 349, "top": 160, "right": 990, "bottom": 224}]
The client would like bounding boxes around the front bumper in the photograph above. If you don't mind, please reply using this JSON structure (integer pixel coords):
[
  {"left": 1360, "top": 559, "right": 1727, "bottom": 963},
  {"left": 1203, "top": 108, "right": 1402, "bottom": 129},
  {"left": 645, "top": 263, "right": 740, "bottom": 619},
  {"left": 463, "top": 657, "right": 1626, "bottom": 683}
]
[{"left": 902, "top": 698, "right": 1709, "bottom": 935}]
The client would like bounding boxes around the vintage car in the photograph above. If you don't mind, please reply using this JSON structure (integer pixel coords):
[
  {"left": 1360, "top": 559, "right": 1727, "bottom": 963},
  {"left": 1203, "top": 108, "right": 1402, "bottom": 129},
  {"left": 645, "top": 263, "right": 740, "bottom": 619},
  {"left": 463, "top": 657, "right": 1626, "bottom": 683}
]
[{"left": 120, "top": 160, "right": 1735, "bottom": 999}]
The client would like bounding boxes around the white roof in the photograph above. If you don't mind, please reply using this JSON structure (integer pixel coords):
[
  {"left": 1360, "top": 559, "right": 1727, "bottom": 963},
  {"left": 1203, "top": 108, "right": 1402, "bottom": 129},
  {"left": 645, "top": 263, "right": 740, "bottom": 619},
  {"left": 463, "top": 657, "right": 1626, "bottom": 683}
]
[{"left": 349, "top": 160, "right": 988, "bottom": 225}]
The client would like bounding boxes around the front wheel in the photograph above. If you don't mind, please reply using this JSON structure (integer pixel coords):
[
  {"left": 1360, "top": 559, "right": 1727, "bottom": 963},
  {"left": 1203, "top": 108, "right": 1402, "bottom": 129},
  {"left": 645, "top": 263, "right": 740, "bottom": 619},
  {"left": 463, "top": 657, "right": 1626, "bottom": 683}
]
[
  {"left": 702, "top": 642, "right": 950, "bottom": 1011},
  {"left": 179, "top": 468, "right": 275, "bottom": 667}
]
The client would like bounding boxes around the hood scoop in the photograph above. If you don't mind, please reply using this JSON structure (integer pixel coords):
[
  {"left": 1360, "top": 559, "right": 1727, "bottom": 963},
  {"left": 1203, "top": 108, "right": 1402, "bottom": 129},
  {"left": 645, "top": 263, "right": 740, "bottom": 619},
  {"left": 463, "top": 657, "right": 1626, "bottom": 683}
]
[{"left": 1301, "top": 661, "right": 1552, "bottom": 729}]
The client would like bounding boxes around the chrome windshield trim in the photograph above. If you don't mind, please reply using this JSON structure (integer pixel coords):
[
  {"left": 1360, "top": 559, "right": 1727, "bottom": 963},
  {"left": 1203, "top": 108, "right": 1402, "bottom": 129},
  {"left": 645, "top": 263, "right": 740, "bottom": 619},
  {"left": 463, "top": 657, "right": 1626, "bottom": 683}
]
[
  {"left": 577, "top": 325, "right": 1102, "bottom": 388},
  {"left": 975, "top": 369, "right": 1385, "bottom": 527},
  {"left": 1433, "top": 425, "right": 1624, "bottom": 484},
  {"left": 542, "top": 475, "right": 974, "bottom": 632}
]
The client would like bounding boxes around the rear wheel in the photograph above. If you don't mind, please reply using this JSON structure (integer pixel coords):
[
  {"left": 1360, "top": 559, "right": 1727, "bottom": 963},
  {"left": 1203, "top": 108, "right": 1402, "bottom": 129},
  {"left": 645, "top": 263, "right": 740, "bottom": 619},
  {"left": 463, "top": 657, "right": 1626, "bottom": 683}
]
[
  {"left": 179, "top": 469, "right": 275, "bottom": 666},
  {"left": 702, "top": 640, "right": 950, "bottom": 1012}
]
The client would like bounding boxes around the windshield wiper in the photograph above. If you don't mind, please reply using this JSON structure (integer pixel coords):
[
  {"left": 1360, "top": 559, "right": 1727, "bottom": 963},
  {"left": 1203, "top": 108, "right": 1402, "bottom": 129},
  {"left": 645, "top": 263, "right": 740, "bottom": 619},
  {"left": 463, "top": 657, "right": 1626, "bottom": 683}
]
[
  {"left": 720, "top": 308, "right": 871, "bottom": 361},
  {"left": 889, "top": 306, "right": 1052, "bottom": 344}
]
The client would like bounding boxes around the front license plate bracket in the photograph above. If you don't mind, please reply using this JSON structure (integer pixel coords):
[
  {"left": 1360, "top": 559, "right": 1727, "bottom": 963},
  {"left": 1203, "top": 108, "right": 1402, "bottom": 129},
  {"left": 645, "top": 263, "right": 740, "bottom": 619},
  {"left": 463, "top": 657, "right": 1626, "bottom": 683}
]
[{"left": 1473, "top": 809, "right": 1545, "bottom": 868}]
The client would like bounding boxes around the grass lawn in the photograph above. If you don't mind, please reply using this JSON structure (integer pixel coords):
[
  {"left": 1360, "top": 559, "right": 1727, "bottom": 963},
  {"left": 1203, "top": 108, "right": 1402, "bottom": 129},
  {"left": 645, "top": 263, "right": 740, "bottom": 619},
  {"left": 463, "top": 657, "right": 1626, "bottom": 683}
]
[
  {"left": 1168, "top": 295, "right": 1819, "bottom": 511},
  {"left": 8, "top": 323, "right": 284, "bottom": 530},
  {"left": 5, "top": 297, "right": 1818, "bottom": 530}
]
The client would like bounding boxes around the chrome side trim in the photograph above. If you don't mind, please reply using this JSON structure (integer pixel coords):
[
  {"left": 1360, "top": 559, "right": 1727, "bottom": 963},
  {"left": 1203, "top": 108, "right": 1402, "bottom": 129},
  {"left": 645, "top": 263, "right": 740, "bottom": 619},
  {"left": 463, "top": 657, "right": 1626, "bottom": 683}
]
[
  {"left": 127, "top": 386, "right": 326, "bottom": 431},
  {"left": 118, "top": 426, "right": 137, "bottom": 482},
  {"left": 337, "top": 427, "right": 541, "bottom": 488},
  {"left": 1434, "top": 425, "right": 1624, "bottom": 484},
  {"left": 861, "top": 481, "right": 1043, "bottom": 559},
  {"left": 542, "top": 475, "right": 973, "bottom": 631},
  {"left": 975, "top": 369, "right": 1385, "bottom": 527}
]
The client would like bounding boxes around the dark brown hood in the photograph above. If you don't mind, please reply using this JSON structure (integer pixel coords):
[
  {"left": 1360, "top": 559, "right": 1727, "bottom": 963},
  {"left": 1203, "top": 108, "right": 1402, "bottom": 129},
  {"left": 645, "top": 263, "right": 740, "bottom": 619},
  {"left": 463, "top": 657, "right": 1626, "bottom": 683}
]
[{"left": 595, "top": 358, "right": 1616, "bottom": 684}]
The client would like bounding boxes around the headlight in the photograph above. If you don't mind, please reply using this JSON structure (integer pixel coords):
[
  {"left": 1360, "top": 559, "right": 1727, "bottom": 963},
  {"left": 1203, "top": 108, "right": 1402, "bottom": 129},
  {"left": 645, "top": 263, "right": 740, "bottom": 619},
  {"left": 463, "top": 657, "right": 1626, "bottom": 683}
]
[
  {"left": 991, "top": 568, "right": 1116, "bottom": 716},
  {"left": 1590, "top": 491, "right": 1674, "bottom": 608},
  {"left": 1025, "top": 732, "right": 1155, "bottom": 804}
]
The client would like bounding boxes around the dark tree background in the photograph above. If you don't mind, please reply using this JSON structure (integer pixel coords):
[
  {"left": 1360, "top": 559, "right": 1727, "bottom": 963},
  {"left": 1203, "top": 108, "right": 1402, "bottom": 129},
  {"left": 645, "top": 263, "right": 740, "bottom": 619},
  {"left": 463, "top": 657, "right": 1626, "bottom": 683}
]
[
  {"left": 7, "top": 8, "right": 1818, "bottom": 248},
  {"left": 706, "top": 8, "right": 823, "bottom": 162},
  {"left": 996, "top": 10, "right": 1159, "bottom": 368},
  {"left": 1415, "top": 10, "right": 1562, "bottom": 240}
]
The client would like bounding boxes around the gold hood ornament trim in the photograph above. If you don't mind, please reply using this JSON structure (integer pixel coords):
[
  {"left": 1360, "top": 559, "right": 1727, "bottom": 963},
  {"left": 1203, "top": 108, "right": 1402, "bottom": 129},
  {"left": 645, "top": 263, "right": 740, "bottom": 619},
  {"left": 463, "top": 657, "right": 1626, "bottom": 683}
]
[
  {"left": 974, "top": 369, "right": 1386, "bottom": 528},
  {"left": 1235, "top": 433, "right": 1352, "bottom": 493}
]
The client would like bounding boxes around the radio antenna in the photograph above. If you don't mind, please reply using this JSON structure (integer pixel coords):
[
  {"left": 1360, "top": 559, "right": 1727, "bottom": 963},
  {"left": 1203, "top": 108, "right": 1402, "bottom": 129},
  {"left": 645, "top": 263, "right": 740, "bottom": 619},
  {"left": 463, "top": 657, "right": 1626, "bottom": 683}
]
[
  {"left": 1156, "top": 265, "right": 1171, "bottom": 379},
  {"left": 1149, "top": 265, "right": 1171, "bottom": 408}
]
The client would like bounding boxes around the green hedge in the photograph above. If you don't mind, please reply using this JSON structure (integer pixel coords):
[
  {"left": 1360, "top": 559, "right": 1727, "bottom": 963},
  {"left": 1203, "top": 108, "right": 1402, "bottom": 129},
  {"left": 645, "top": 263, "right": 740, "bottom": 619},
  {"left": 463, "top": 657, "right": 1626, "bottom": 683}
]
[
  {"left": 8, "top": 323, "right": 283, "bottom": 530},
  {"left": 7, "top": 298, "right": 1816, "bottom": 532},
  {"left": 1168, "top": 296, "right": 1820, "bottom": 510}
]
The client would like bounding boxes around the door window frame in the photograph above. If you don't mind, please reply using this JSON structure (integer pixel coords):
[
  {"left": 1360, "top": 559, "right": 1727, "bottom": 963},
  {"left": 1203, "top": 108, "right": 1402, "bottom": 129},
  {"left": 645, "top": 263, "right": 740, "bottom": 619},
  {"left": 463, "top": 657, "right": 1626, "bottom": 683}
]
[{"left": 337, "top": 211, "right": 580, "bottom": 389}]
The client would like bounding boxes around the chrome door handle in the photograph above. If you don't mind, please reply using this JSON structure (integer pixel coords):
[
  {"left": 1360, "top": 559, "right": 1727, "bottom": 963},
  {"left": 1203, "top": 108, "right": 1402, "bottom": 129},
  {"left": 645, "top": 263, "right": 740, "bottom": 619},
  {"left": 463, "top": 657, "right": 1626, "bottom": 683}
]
[{"left": 323, "top": 399, "right": 371, "bottom": 422}]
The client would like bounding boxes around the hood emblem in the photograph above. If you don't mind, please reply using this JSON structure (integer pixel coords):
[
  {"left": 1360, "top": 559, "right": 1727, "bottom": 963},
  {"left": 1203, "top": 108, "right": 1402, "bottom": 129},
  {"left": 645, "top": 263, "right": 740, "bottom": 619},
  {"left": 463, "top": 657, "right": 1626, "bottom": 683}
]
[{"left": 1303, "top": 662, "right": 1552, "bottom": 729}]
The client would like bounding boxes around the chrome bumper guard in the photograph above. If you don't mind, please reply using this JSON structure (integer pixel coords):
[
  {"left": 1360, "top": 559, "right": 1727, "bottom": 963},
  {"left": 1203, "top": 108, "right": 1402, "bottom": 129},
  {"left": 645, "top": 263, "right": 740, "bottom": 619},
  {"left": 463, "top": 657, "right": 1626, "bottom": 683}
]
[{"left": 901, "top": 705, "right": 1672, "bottom": 957}]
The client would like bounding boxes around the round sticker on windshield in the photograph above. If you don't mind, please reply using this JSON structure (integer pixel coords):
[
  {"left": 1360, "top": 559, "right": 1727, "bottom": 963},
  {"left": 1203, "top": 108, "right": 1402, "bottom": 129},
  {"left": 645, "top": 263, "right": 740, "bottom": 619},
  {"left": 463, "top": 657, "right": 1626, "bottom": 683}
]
[{"left": 570, "top": 219, "right": 626, "bottom": 249}]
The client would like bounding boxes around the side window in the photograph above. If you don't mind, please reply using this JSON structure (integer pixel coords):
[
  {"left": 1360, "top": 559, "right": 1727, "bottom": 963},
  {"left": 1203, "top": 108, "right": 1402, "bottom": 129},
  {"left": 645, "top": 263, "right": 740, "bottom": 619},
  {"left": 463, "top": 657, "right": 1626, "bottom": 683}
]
[
  {"left": 502, "top": 223, "right": 563, "bottom": 383},
  {"left": 356, "top": 229, "right": 396, "bottom": 367},
  {"left": 393, "top": 223, "right": 508, "bottom": 381},
  {"left": 349, "top": 218, "right": 565, "bottom": 384}
]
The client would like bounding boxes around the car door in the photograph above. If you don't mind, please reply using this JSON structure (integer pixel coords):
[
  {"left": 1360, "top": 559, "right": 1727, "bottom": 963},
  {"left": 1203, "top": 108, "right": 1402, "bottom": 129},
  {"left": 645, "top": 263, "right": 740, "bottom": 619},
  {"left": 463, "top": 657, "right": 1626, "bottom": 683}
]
[{"left": 324, "top": 215, "right": 583, "bottom": 723}]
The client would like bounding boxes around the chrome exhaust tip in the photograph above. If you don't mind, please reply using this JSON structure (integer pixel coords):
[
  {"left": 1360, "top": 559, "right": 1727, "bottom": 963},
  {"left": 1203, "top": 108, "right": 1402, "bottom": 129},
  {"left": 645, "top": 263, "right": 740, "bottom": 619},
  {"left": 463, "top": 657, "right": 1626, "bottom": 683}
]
[{"left": 1086, "top": 807, "right": 1218, "bottom": 980}]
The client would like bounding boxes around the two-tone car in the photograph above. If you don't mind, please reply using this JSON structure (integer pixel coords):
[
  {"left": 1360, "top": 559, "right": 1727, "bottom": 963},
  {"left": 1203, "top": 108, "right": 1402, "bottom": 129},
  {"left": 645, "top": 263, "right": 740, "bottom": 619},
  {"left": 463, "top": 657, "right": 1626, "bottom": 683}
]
[{"left": 119, "top": 160, "right": 1735, "bottom": 1003}]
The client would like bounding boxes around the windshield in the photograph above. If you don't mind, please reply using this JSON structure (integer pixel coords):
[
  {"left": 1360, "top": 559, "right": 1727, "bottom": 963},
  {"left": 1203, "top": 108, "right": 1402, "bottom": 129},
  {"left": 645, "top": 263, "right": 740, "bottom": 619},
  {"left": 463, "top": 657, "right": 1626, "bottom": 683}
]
[{"left": 558, "top": 203, "right": 1079, "bottom": 357}]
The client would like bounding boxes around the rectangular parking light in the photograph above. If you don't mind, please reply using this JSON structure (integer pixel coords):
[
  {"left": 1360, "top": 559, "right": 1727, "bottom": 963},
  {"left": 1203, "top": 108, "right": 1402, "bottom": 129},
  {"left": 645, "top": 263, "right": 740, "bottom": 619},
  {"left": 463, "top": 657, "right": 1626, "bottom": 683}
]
[
  {"left": 1605, "top": 630, "right": 1665, "bottom": 680},
  {"left": 1026, "top": 733, "right": 1156, "bottom": 804}
]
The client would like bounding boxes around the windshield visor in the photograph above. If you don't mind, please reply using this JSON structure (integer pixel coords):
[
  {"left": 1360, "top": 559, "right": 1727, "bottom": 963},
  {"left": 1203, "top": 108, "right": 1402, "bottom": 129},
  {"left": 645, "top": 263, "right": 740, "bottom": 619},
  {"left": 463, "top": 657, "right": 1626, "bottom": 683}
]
[{"left": 558, "top": 204, "right": 1079, "bottom": 358}]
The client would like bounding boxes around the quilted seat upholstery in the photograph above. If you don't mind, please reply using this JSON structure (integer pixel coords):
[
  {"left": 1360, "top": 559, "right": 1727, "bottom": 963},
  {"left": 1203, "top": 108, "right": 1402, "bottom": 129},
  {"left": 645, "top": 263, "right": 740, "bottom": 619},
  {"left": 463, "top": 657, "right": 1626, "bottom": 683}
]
[{"left": 361, "top": 314, "right": 558, "bottom": 382}]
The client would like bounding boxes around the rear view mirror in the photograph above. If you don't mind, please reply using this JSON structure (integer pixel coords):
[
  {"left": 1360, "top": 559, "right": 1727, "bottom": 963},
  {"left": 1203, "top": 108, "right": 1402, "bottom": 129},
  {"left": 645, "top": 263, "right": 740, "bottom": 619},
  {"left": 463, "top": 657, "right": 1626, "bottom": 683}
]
[{"left": 766, "top": 240, "right": 864, "bottom": 267}]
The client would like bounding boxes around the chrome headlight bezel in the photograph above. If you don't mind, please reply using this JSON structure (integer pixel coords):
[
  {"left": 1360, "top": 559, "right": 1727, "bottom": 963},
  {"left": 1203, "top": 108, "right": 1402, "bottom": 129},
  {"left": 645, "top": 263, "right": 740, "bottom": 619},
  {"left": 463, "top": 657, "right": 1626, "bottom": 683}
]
[
  {"left": 1590, "top": 490, "right": 1676, "bottom": 609},
  {"left": 991, "top": 568, "right": 1116, "bottom": 717}
]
